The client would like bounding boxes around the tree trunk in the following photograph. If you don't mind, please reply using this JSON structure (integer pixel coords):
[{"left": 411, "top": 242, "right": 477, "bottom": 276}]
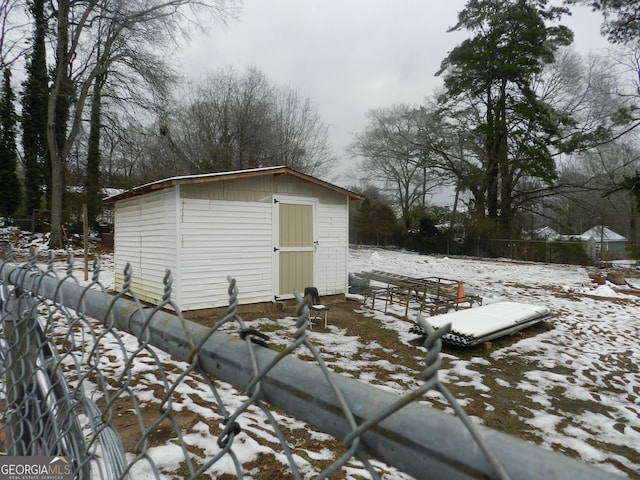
[
  {"left": 85, "top": 74, "right": 104, "bottom": 228},
  {"left": 485, "top": 87, "right": 499, "bottom": 221},
  {"left": 497, "top": 81, "right": 512, "bottom": 237},
  {"left": 22, "top": 0, "right": 49, "bottom": 218},
  {"left": 47, "top": 0, "right": 70, "bottom": 248}
]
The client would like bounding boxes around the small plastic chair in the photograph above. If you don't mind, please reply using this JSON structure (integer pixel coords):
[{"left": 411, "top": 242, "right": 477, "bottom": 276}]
[{"left": 303, "top": 287, "right": 329, "bottom": 328}]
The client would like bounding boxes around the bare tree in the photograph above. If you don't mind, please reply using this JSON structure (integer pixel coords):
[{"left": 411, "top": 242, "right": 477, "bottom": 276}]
[
  {"left": 151, "top": 66, "right": 336, "bottom": 180},
  {"left": 149, "top": 67, "right": 271, "bottom": 174},
  {"left": 0, "top": 0, "right": 28, "bottom": 68},
  {"left": 269, "top": 85, "right": 334, "bottom": 178},
  {"left": 350, "top": 104, "right": 446, "bottom": 225},
  {"left": 45, "top": 0, "right": 238, "bottom": 247},
  {"left": 520, "top": 47, "right": 640, "bottom": 239},
  {"left": 552, "top": 138, "right": 640, "bottom": 238},
  {"left": 541, "top": 48, "right": 640, "bottom": 148}
]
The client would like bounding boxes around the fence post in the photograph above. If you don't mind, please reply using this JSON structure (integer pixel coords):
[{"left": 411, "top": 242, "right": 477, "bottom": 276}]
[
  {"left": 1, "top": 286, "right": 90, "bottom": 478},
  {"left": 2, "top": 289, "right": 40, "bottom": 456}
]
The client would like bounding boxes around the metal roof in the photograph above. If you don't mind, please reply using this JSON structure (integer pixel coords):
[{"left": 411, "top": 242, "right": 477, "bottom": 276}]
[
  {"left": 102, "top": 166, "right": 363, "bottom": 203},
  {"left": 580, "top": 226, "right": 627, "bottom": 242}
]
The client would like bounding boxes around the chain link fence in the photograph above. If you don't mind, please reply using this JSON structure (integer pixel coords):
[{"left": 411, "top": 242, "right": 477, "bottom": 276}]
[{"left": 0, "top": 247, "right": 621, "bottom": 479}]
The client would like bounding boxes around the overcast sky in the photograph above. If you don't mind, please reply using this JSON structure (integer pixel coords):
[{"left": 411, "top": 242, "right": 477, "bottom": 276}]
[{"left": 179, "top": 1, "right": 611, "bottom": 188}]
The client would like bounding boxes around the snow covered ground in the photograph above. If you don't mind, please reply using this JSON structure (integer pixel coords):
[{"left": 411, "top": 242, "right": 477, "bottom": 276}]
[
  {"left": 3, "top": 236, "right": 639, "bottom": 478},
  {"left": 348, "top": 247, "right": 640, "bottom": 478}
]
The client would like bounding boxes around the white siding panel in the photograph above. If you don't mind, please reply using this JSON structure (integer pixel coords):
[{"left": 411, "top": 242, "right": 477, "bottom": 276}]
[
  {"left": 114, "top": 189, "right": 177, "bottom": 305},
  {"left": 316, "top": 203, "right": 348, "bottom": 296},
  {"left": 178, "top": 199, "right": 273, "bottom": 310},
  {"left": 114, "top": 198, "right": 141, "bottom": 293}
]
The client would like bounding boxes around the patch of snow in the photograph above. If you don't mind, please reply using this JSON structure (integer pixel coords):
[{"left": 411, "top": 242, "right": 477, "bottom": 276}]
[{"left": 16, "top": 245, "right": 640, "bottom": 478}]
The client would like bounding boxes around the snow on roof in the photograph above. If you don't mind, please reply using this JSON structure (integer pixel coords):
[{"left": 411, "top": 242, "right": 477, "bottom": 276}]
[
  {"left": 534, "top": 226, "right": 559, "bottom": 239},
  {"left": 580, "top": 226, "right": 627, "bottom": 242},
  {"left": 102, "top": 187, "right": 126, "bottom": 198},
  {"left": 66, "top": 186, "right": 127, "bottom": 197}
]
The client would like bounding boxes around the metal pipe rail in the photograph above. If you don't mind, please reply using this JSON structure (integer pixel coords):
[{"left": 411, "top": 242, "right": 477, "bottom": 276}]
[
  {"left": 360, "top": 270, "right": 482, "bottom": 317},
  {"left": 0, "top": 262, "right": 622, "bottom": 480}
]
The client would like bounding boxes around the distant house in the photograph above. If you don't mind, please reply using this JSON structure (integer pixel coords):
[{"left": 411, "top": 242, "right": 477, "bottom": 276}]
[
  {"left": 533, "top": 226, "right": 559, "bottom": 240},
  {"left": 98, "top": 188, "right": 126, "bottom": 227},
  {"left": 102, "top": 166, "right": 363, "bottom": 311},
  {"left": 580, "top": 226, "right": 627, "bottom": 260}
]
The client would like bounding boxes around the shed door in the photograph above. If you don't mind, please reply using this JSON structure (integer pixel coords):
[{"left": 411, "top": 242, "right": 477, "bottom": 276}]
[{"left": 275, "top": 199, "right": 316, "bottom": 298}]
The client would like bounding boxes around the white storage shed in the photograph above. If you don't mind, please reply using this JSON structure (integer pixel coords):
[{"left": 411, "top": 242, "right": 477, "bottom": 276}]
[{"left": 103, "top": 166, "right": 363, "bottom": 311}]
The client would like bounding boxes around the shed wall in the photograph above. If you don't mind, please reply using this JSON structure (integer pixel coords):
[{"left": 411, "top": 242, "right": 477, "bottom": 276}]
[
  {"left": 180, "top": 176, "right": 349, "bottom": 304},
  {"left": 113, "top": 173, "right": 351, "bottom": 310},
  {"left": 316, "top": 201, "right": 349, "bottom": 296},
  {"left": 178, "top": 198, "right": 273, "bottom": 310},
  {"left": 180, "top": 175, "right": 344, "bottom": 205},
  {"left": 114, "top": 189, "right": 178, "bottom": 305}
]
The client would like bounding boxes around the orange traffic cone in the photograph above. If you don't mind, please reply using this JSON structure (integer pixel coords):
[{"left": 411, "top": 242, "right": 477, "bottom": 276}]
[{"left": 457, "top": 282, "right": 465, "bottom": 303}]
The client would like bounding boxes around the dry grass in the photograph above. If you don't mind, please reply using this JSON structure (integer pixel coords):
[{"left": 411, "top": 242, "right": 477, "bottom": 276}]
[{"left": 186, "top": 294, "right": 639, "bottom": 479}]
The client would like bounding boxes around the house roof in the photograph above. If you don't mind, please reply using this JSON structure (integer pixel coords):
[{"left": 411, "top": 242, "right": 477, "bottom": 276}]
[
  {"left": 534, "top": 226, "right": 558, "bottom": 239},
  {"left": 580, "top": 226, "right": 627, "bottom": 242},
  {"left": 102, "top": 166, "right": 363, "bottom": 204}
]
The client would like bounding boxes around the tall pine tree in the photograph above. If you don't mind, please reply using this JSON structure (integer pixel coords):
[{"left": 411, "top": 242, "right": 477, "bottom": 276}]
[
  {"left": 0, "top": 67, "right": 23, "bottom": 220},
  {"left": 438, "top": 0, "right": 574, "bottom": 236},
  {"left": 21, "top": 0, "right": 49, "bottom": 220}
]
